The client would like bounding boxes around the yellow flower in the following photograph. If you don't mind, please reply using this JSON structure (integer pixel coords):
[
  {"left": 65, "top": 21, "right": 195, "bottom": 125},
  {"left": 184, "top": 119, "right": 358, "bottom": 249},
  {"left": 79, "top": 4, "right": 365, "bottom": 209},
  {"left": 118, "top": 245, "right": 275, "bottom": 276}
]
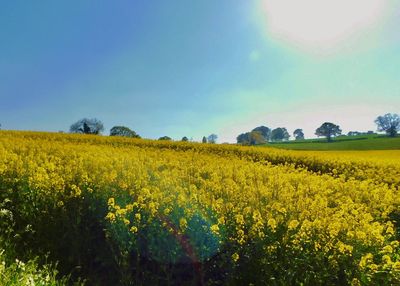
[
  {"left": 179, "top": 218, "right": 188, "bottom": 231},
  {"left": 368, "top": 263, "right": 378, "bottom": 272},
  {"left": 126, "top": 204, "right": 134, "bottom": 212},
  {"left": 4, "top": 129, "right": 400, "bottom": 284},
  {"left": 337, "top": 242, "right": 353, "bottom": 255},
  {"left": 135, "top": 213, "right": 141, "bottom": 221},
  {"left": 386, "top": 226, "right": 394, "bottom": 235},
  {"left": 210, "top": 224, "right": 219, "bottom": 234},
  {"left": 350, "top": 278, "right": 361, "bottom": 286},
  {"left": 231, "top": 253, "right": 239, "bottom": 262},
  {"left": 380, "top": 245, "right": 393, "bottom": 254},
  {"left": 267, "top": 218, "right": 277, "bottom": 232},
  {"left": 116, "top": 207, "right": 128, "bottom": 216},
  {"left": 236, "top": 229, "right": 245, "bottom": 245},
  {"left": 235, "top": 214, "right": 245, "bottom": 225},
  {"left": 328, "top": 222, "right": 341, "bottom": 237},
  {"left": 392, "top": 261, "right": 400, "bottom": 271},
  {"left": 106, "top": 212, "right": 116, "bottom": 222},
  {"left": 359, "top": 253, "right": 373, "bottom": 269},
  {"left": 391, "top": 240, "right": 399, "bottom": 248},
  {"left": 288, "top": 220, "right": 299, "bottom": 231},
  {"left": 71, "top": 184, "right": 82, "bottom": 197},
  {"left": 355, "top": 231, "right": 366, "bottom": 241},
  {"left": 108, "top": 197, "right": 115, "bottom": 208},
  {"left": 382, "top": 255, "right": 392, "bottom": 266}
]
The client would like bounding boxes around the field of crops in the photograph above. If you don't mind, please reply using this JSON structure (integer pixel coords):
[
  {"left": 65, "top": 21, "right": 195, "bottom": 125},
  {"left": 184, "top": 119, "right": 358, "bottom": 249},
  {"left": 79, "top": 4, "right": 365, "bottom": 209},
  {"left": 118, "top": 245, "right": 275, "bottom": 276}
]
[
  {"left": 1, "top": 131, "right": 400, "bottom": 285},
  {"left": 267, "top": 135, "right": 400, "bottom": 151}
]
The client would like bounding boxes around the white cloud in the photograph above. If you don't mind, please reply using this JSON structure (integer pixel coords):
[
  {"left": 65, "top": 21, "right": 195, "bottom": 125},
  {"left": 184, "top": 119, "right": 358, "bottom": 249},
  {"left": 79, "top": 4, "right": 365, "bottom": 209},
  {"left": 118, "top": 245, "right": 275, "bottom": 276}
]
[{"left": 260, "top": 0, "right": 389, "bottom": 54}]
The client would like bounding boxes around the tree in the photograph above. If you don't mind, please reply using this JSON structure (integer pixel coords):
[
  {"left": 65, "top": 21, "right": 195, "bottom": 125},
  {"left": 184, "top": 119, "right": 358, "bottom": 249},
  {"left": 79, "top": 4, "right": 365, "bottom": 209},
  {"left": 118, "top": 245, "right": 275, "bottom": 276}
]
[
  {"left": 252, "top": 126, "right": 271, "bottom": 141},
  {"left": 375, "top": 113, "right": 400, "bottom": 137},
  {"left": 208, "top": 134, "right": 218, "bottom": 144},
  {"left": 158, "top": 136, "right": 172, "bottom": 141},
  {"left": 110, "top": 126, "right": 140, "bottom": 138},
  {"left": 248, "top": 131, "right": 266, "bottom": 145},
  {"left": 270, "top": 128, "right": 290, "bottom": 141},
  {"left": 181, "top": 136, "right": 189, "bottom": 142},
  {"left": 347, "top": 131, "right": 361, "bottom": 136},
  {"left": 315, "top": 122, "right": 342, "bottom": 142},
  {"left": 237, "top": 133, "right": 249, "bottom": 145},
  {"left": 236, "top": 131, "right": 266, "bottom": 145},
  {"left": 70, "top": 118, "right": 104, "bottom": 135},
  {"left": 293, "top": 129, "right": 304, "bottom": 140},
  {"left": 202, "top": 136, "right": 207, "bottom": 143}
]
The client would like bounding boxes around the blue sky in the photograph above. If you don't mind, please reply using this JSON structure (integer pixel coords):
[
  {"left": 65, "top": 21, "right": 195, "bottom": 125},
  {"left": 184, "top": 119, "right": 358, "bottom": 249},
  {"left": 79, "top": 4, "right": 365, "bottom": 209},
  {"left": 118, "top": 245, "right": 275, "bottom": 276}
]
[{"left": 1, "top": 0, "right": 399, "bottom": 142}]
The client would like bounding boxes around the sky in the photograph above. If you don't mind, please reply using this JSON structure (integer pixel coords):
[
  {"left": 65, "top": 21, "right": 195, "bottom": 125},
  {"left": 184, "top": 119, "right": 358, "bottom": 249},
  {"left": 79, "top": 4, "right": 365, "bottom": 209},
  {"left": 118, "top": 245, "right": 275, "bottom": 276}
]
[{"left": 1, "top": 0, "right": 399, "bottom": 142}]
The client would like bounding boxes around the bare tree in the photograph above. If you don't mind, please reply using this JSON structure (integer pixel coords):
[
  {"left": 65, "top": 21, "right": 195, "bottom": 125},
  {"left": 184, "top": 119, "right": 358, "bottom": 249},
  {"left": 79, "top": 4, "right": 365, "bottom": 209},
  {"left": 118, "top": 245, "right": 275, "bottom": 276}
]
[
  {"left": 207, "top": 134, "right": 218, "bottom": 144},
  {"left": 375, "top": 113, "right": 400, "bottom": 137},
  {"left": 70, "top": 118, "right": 104, "bottom": 135}
]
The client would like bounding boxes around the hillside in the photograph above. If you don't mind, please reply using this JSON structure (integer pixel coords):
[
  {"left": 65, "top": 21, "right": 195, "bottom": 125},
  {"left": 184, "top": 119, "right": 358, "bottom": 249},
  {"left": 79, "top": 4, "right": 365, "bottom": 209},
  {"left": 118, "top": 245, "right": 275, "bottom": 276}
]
[{"left": 265, "top": 134, "right": 400, "bottom": 150}]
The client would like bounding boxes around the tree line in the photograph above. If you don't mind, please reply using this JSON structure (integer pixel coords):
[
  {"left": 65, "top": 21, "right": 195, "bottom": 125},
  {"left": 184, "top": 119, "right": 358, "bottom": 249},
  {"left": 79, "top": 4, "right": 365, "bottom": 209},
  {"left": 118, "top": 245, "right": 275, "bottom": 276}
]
[
  {"left": 68, "top": 118, "right": 218, "bottom": 143},
  {"left": 236, "top": 113, "right": 400, "bottom": 145},
  {"left": 66, "top": 113, "right": 399, "bottom": 145}
]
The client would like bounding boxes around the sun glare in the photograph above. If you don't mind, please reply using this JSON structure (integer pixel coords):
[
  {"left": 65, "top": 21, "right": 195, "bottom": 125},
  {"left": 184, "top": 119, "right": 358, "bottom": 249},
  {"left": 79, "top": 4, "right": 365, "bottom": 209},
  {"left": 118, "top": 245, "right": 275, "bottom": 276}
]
[{"left": 260, "top": 0, "right": 388, "bottom": 54}]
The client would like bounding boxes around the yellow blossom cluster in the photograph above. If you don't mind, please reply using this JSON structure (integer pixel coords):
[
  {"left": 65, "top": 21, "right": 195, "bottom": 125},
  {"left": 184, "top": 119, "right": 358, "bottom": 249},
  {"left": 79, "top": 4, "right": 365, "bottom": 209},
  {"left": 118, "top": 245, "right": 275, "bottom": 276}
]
[{"left": 1, "top": 130, "right": 400, "bottom": 284}]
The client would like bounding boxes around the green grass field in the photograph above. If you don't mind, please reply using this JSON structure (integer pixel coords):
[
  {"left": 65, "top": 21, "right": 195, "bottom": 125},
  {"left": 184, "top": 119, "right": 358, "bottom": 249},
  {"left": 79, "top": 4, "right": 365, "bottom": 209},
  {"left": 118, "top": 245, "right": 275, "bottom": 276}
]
[{"left": 264, "top": 134, "right": 400, "bottom": 150}]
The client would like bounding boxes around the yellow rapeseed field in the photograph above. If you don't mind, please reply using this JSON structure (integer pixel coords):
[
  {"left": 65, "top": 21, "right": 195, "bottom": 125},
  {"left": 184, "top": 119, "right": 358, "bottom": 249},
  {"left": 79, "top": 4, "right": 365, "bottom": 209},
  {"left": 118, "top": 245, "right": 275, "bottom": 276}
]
[{"left": 1, "top": 130, "right": 399, "bottom": 285}]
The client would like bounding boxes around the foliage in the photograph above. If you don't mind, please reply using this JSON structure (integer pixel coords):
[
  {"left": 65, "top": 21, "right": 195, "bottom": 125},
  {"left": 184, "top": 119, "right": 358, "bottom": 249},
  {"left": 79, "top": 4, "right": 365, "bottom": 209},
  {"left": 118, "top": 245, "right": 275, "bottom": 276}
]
[
  {"left": 0, "top": 198, "right": 76, "bottom": 285},
  {"left": 348, "top": 131, "right": 376, "bottom": 136},
  {"left": 238, "top": 126, "right": 270, "bottom": 145},
  {"left": 69, "top": 118, "right": 104, "bottom": 135},
  {"left": 236, "top": 132, "right": 248, "bottom": 144},
  {"left": 293, "top": 128, "right": 305, "bottom": 140},
  {"left": 202, "top": 136, "right": 207, "bottom": 143},
  {"left": 207, "top": 134, "right": 218, "bottom": 144},
  {"left": 315, "top": 122, "right": 342, "bottom": 142},
  {"left": 252, "top": 126, "right": 271, "bottom": 141},
  {"left": 375, "top": 113, "right": 400, "bottom": 137},
  {"left": 271, "top": 127, "right": 290, "bottom": 141},
  {"left": 237, "top": 131, "right": 266, "bottom": 145},
  {"left": 1, "top": 130, "right": 400, "bottom": 285},
  {"left": 0, "top": 251, "right": 75, "bottom": 286},
  {"left": 267, "top": 136, "right": 400, "bottom": 151},
  {"left": 181, "top": 136, "right": 189, "bottom": 142},
  {"left": 110, "top": 126, "right": 140, "bottom": 138},
  {"left": 158, "top": 136, "right": 172, "bottom": 141}
]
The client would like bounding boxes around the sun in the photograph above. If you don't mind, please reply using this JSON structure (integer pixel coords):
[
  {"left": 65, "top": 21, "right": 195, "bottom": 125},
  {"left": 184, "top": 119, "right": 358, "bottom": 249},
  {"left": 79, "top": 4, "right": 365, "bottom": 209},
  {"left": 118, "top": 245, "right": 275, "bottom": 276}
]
[{"left": 260, "top": 0, "right": 389, "bottom": 54}]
